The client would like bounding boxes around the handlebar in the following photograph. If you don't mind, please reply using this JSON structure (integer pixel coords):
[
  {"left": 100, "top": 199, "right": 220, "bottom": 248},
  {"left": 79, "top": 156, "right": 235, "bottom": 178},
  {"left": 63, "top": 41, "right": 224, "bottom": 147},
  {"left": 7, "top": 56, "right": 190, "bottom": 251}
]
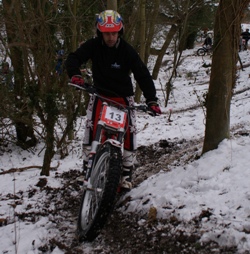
[
  {"left": 68, "top": 82, "right": 156, "bottom": 116},
  {"left": 68, "top": 82, "right": 96, "bottom": 94}
]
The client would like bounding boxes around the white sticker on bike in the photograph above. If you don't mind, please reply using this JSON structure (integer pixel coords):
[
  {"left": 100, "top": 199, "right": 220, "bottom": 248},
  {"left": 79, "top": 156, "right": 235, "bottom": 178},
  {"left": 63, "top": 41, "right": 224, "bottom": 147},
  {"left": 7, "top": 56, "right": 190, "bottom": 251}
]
[{"left": 101, "top": 105, "right": 127, "bottom": 129}]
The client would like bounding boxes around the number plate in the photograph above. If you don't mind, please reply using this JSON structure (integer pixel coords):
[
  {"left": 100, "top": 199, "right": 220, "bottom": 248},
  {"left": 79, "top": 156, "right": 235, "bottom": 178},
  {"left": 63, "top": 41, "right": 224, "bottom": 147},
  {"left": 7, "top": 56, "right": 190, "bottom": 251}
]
[{"left": 100, "top": 105, "right": 127, "bottom": 129}]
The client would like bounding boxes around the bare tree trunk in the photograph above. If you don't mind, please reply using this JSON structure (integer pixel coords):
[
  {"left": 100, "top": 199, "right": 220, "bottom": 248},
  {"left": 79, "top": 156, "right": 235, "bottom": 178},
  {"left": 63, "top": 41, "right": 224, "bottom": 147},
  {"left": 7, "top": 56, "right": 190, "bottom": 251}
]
[
  {"left": 152, "top": 24, "right": 178, "bottom": 80},
  {"left": 123, "top": 4, "right": 138, "bottom": 44},
  {"left": 202, "top": 0, "right": 249, "bottom": 154},
  {"left": 134, "top": 0, "right": 146, "bottom": 103},
  {"left": 107, "top": 0, "right": 117, "bottom": 10},
  {"left": 164, "top": 48, "right": 183, "bottom": 107},
  {"left": 145, "top": 0, "right": 160, "bottom": 63},
  {"left": 2, "top": 0, "right": 37, "bottom": 149},
  {"left": 41, "top": 93, "right": 57, "bottom": 176},
  {"left": 70, "top": 0, "right": 80, "bottom": 50},
  {"left": 66, "top": 0, "right": 82, "bottom": 141}
]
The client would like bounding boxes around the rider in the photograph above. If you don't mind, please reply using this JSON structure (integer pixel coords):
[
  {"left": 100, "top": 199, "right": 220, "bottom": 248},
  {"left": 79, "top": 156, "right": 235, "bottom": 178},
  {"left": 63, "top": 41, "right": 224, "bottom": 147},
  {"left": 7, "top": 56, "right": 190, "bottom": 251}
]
[
  {"left": 203, "top": 34, "right": 212, "bottom": 49},
  {"left": 241, "top": 28, "right": 250, "bottom": 50},
  {"left": 65, "top": 10, "right": 161, "bottom": 189}
]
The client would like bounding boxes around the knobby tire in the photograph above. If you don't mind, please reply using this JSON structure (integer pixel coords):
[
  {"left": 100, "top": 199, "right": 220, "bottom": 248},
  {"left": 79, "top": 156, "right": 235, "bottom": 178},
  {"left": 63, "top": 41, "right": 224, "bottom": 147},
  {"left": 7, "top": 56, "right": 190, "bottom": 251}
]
[
  {"left": 77, "top": 143, "right": 122, "bottom": 242},
  {"left": 197, "top": 48, "right": 206, "bottom": 56}
]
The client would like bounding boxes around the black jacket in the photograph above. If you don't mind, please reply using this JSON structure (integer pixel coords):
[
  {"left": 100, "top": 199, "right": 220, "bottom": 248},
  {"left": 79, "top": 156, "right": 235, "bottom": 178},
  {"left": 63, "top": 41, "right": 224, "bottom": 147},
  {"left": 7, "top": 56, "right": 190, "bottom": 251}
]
[
  {"left": 241, "top": 31, "right": 250, "bottom": 41},
  {"left": 204, "top": 37, "right": 212, "bottom": 46},
  {"left": 65, "top": 37, "right": 157, "bottom": 103}
]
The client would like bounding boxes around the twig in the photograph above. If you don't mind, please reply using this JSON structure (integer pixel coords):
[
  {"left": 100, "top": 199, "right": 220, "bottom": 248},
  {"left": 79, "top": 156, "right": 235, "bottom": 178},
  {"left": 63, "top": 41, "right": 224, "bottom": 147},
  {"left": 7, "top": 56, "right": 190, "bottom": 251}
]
[{"left": 0, "top": 161, "right": 60, "bottom": 175}]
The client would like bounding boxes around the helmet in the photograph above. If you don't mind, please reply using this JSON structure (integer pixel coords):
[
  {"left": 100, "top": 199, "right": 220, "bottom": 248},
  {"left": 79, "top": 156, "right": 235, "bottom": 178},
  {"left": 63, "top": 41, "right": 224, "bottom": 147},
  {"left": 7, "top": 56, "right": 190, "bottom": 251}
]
[{"left": 96, "top": 10, "right": 123, "bottom": 34}]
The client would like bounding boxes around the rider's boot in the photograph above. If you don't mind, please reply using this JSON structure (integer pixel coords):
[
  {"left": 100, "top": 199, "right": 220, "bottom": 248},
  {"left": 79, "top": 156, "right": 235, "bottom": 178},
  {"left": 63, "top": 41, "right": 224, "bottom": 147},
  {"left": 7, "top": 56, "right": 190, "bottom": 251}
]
[
  {"left": 121, "top": 165, "right": 133, "bottom": 190},
  {"left": 120, "top": 150, "right": 136, "bottom": 190}
]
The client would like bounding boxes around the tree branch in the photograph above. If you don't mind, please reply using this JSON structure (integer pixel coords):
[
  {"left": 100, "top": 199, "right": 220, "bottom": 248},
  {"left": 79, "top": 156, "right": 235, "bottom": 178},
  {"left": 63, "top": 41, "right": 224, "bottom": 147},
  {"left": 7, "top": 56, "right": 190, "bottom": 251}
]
[{"left": 0, "top": 161, "right": 60, "bottom": 175}]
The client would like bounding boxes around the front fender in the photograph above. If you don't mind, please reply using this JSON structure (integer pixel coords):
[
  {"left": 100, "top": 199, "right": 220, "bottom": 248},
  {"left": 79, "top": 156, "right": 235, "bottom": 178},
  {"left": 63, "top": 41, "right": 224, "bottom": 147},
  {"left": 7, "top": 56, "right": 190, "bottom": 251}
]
[{"left": 103, "top": 139, "right": 122, "bottom": 148}]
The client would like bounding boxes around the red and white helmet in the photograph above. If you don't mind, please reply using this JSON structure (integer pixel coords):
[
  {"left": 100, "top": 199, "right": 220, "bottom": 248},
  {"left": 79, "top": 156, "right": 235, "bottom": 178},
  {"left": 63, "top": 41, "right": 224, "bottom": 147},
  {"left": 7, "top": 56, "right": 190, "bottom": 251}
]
[{"left": 96, "top": 10, "right": 123, "bottom": 34}]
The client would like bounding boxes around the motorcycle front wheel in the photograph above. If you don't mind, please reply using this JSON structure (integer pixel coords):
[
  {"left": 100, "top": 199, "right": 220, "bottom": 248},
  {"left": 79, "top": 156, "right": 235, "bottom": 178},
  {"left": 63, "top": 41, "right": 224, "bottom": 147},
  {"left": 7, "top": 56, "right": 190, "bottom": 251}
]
[
  {"left": 77, "top": 143, "right": 122, "bottom": 242},
  {"left": 197, "top": 48, "right": 206, "bottom": 56}
]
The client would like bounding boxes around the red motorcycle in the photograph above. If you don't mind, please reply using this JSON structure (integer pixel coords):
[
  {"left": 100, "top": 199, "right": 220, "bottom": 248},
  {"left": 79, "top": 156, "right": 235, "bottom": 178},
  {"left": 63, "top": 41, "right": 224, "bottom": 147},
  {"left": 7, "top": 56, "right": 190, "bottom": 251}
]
[{"left": 69, "top": 82, "right": 155, "bottom": 241}]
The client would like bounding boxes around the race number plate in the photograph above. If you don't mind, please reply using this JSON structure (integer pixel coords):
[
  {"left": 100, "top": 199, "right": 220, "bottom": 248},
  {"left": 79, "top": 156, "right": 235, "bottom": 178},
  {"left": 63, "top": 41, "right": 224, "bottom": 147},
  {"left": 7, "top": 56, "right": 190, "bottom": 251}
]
[{"left": 100, "top": 105, "right": 127, "bottom": 129}]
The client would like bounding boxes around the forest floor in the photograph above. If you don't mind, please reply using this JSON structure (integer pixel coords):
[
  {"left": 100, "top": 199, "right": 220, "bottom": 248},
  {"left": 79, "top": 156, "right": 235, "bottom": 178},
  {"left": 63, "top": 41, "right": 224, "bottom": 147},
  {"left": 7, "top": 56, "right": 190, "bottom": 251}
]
[{"left": 32, "top": 137, "right": 240, "bottom": 254}]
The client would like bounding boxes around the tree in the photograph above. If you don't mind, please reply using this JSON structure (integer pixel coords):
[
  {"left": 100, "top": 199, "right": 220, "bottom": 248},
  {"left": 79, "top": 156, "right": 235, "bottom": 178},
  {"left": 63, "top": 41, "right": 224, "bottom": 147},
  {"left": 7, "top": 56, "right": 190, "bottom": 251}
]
[
  {"left": 183, "top": 0, "right": 218, "bottom": 50},
  {"left": 107, "top": 0, "right": 117, "bottom": 10},
  {"left": 2, "top": 0, "right": 37, "bottom": 149},
  {"left": 202, "top": 0, "right": 250, "bottom": 154},
  {"left": 0, "top": 0, "right": 100, "bottom": 176},
  {"left": 134, "top": 0, "right": 147, "bottom": 102},
  {"left": 151, "top": 1, "right": 200, "bottom": 106},
  {"left": 120, "top": 0, "right": 161, "bottom": 103}
]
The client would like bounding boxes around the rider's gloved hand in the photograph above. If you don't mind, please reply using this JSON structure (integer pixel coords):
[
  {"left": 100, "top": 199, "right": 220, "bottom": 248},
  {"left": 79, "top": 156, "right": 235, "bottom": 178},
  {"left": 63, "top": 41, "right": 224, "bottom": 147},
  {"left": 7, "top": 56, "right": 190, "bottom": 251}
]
[
  {"left": 147, "top": 101, "right": 162, "bottom": 115},
  {"left": 71, "top": 75, "right": 84, "bottom": 86}
]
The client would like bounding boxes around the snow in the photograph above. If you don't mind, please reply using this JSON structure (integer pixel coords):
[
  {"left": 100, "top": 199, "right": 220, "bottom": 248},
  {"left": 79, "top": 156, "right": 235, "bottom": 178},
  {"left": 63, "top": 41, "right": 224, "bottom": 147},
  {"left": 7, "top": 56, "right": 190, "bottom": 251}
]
[{"left": 1, "top": 47, "right": 250, "bottom": 253}]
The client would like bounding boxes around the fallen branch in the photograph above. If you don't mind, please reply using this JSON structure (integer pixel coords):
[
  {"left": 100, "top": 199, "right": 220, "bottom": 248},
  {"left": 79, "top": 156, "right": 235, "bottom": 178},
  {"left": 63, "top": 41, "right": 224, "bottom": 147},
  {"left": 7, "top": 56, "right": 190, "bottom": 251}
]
[{"left": 0, "top": 162, "right": 60, "bottom": 175}]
